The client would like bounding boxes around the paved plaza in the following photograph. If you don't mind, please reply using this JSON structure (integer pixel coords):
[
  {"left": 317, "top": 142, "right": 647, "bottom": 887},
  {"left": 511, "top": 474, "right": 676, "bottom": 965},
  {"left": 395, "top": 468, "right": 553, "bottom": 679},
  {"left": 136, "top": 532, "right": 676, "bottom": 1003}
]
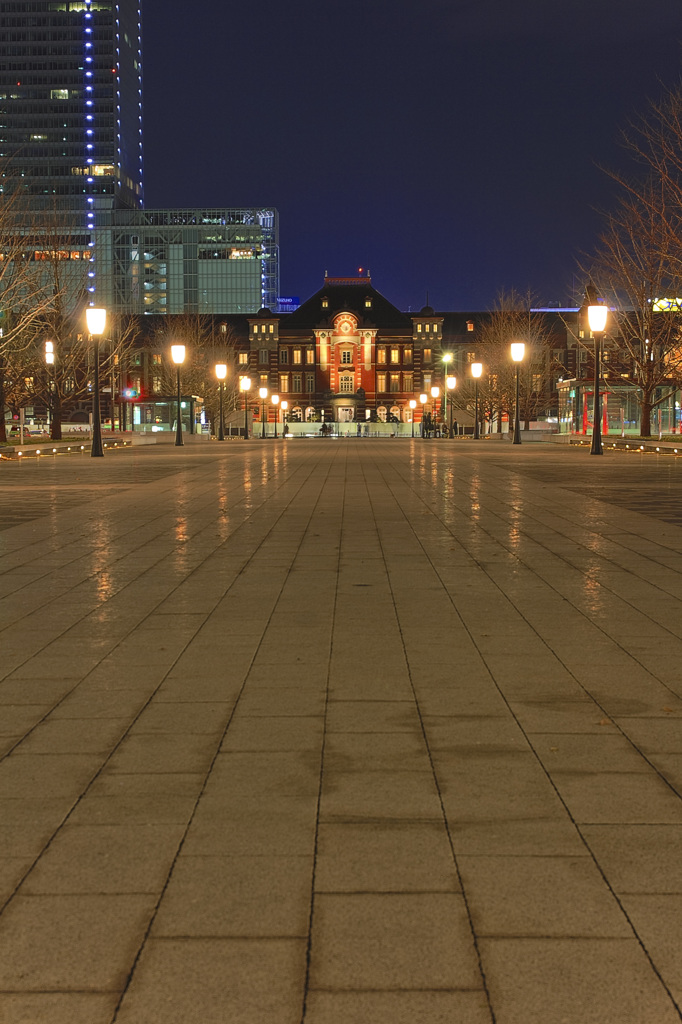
[{"left": 2, "top": 438, "right": 682, "bottom": 1023}]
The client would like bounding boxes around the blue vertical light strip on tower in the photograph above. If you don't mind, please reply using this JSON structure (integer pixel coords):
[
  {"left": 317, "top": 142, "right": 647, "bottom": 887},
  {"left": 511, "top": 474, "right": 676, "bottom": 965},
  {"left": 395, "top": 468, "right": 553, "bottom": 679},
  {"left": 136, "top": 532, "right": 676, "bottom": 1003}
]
[{"left": 83, "top": 0, "right": 96, "bottom": 302}]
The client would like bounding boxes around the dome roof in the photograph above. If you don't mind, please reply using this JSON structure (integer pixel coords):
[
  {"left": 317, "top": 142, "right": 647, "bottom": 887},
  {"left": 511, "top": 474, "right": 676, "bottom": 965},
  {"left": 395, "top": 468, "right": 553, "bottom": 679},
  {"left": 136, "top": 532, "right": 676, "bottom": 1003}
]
[{"left": 419, "top": 305, "right": 435, "bottom": 316}]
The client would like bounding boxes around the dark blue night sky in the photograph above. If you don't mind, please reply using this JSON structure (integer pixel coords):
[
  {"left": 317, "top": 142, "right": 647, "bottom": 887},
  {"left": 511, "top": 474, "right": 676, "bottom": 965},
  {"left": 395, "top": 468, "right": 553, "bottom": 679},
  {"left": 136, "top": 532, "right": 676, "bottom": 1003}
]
[{"left": 143, "top": 0, "right": 682, "bottom": 311}]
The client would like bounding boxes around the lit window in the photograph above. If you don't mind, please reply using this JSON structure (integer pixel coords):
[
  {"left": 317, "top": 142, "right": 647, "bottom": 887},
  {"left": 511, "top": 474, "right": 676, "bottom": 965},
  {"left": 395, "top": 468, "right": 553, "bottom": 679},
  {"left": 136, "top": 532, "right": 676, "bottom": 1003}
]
[
  {"left": 306, "top": 349, "right": 315, "bottom": 364},
  {"left": 404, "top": 347, "right": 412, "bottom": 364},
  {"left": 377, "top": 346, "right": 386, "bottom": 363},
  {"left": 341, "top": 350, "right": 352, "bottom": 364},
  {"left": 390, "top": 374, "right": 400, "bottom": 392},
  {"left": 51, "top": 89, "right": 69, "bottom": 99},
  {"left": 423, "top": 373, "right": 432, "bottom": 389},
  {"left": 390, "top": 348, "right": 399, "bottom": 364},
  {"left": 238, "top": 352, "right": 248, "bottom": 365},
  {"left": 269, "top": 324, "right": 274, "bottom": 334},
  {"left": 280, "top": 373, "right": 289, "bottom": 392},
  {"left": 293, "top": 349, "right": 302, "bottom": 364},
  {"left": 220, "top": 323, "right": 227, "bottom": 333},
  {"left": 322, "top": 297, "right": 329, "bottom": 308},
  {"left": 417, "top": 323, "right": 422, "bottom": 333},
  {"left": 425, "top": 324, "right": 430, "bottom": 333},
  {"left": 466, "top": 320, "right": 474, "bottom": 332},
  {"left": 339, "top": 375, "right": 354, "bottom": 393},
  {"left": 377, "top": 373, "right": 387, "bottom": 392},
  {"left": 423, "top": 348, "right": 432, "bottom": 362},
  {"left": 151, "top": 354, "right": 161, "bottom": 365},
  {"left": 260, "top": 374, "right": 269, "bottom": 386},
  {"left": 365, "top": 297, "right": 372, "bottom": 308},
  {"left": 403, "top": 373, "right": 413, "bottom": 391}
]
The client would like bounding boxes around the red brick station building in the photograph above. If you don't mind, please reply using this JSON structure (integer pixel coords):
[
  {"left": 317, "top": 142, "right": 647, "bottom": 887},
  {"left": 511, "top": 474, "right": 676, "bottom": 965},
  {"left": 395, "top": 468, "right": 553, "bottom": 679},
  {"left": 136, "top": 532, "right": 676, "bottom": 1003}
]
[
  {"left": 239, "top": 273, "right": 447, "bottom": 426},
  {"left": 131, "top": 272, "right": 572, "bottom": 434}
]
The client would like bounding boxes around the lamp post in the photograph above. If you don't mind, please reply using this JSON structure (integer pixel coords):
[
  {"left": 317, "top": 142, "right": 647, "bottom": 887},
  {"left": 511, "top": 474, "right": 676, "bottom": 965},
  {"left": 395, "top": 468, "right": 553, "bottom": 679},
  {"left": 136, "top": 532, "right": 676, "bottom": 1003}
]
[
  {"left": 45, "top": 340, "right": 55, "bottom": 438},
  {"left": 446, "top": 375, "right": 457, "bottom": 437},
  {"left": 419, "top": 392, "right": 428, "bottom": 438},
  {"left": 510, "top": 342, "right": 525, "bottom": 445},
  {"left": 215, "top": 363, "right": 227, "bottom": 441},
  {"left": 587, "top": 298, "right": 608, "bottom": 455},
  {"left": 471, "top": 362, "right": 483, "bottom": 439},
  {"left": 442, "top": 353, "right": 452, "bottom": 431},
  {"left": 272, "top": 394, "right": 279, "bottom": 439},
  {"left": 85, "top": 307, "right": 106, "bottom": 457},
  {"left": 171, "top": 344, "right": 185, "bottom": 447},
  {"left": 281, "top": 399, "right": 288, "bottom": 437},
  {"left": 240, "top": 376, "right": 251, "bottom": 439},
  {"left": 409, "top": 398, "right": 417, "bottom": 438},
  {"left": 259, "top": 386, "right": 268, "bottom": 438},
  {"left": 430, "top": 386, "right": 440, "bottom": 435}
]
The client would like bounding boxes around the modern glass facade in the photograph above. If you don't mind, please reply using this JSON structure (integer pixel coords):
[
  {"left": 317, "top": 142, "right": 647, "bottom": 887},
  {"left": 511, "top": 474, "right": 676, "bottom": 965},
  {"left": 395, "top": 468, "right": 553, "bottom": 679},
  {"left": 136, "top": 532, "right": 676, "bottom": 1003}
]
[
  {"left": 95, "top": 207, "right": 279, "bottom": 313},
  {"left": 0, "top": 0, "right": 143, "bottom": 211}
]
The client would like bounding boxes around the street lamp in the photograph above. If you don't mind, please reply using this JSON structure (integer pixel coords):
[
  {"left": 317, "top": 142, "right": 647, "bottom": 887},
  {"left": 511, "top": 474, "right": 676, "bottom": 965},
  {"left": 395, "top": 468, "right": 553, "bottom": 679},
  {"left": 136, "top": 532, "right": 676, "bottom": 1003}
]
[
  {"left": 409, "top": 398, "right": 417, "bottom": 438},
  {"left": 215, "top": 363, "right": 227, "bottom": 441},
  {"left": 587, "top": 298, "right": 608, "bottom": 456},
  {"left": 85, "top": 307, "right": 106, "bottom": 457},
  {"left": 442, "top": 354, "right": 452, "bottom": 432},
  {"left": 259, "top": 386, "right": 268, "bottom": 438},
  {"left": 281, "top": 399, "right": 288, "bottom": 437},
  {"left": 510, "top": 342, "right": 525, "bottom": 445},
  {"left": 272, "top": 393, "right": 279, "bottom": 439},
  {"left": 419, "top": 392, "right": 428, "bottom": 438},
  {"left": 45, "top": 340, "right": 55, "bottom": 439},
  {"left": 446, "top": 375, "right": 457, "bottom": 436},
  {"left": 471, "top": 362, "right": 483, "bottom": 439},
  {"left": 171, "top": 344, "right": 185, "bottom": 447},
  {"left": 240, "top": 376, "right": 251, "bottom": 439}
]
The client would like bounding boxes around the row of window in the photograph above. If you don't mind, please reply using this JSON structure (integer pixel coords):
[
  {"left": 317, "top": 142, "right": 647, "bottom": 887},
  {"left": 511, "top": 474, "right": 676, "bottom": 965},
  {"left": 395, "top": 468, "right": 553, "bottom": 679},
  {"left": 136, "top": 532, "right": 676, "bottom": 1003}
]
[{"left": 376, "top": 373, "right": 414, "bottom": 393}]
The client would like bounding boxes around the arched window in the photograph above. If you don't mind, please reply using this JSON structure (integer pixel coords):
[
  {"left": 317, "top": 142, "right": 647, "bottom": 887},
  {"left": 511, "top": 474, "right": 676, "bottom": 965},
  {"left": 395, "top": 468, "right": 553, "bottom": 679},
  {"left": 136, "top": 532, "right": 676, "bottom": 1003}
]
[{"left": 377, "top": 406, "right": 387, "bottom": 423}]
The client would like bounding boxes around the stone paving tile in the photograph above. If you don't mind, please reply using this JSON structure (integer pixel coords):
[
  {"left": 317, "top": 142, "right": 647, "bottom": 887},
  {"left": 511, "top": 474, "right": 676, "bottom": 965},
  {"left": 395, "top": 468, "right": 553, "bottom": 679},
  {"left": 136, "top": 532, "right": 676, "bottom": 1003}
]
[
  {"left": 0, "top": 993, "right": 119, "bottom": 1024},
  {"left": 0, "top": 893, "right": 156, "bottom": 991},
  {"left": 308, "top": 892, "right": 481, "bottom": 991},
  {"left": 478, "top": 937, "right": 681, "bottom": 1024},
  {"left": 114, "top": 938, "right": 306, "bottom": 1024},
  {"left": 314, "top": 821, "right": 460, "bottom": 893},
  {"left": 303, "top": 990, "right": 493, "bottom": 1024},
  {"left": 152, "top": 854, "right": 313, "bottom": 937},
  {"left": 458, "top": 855, "right": 632, "bottom": 937}
]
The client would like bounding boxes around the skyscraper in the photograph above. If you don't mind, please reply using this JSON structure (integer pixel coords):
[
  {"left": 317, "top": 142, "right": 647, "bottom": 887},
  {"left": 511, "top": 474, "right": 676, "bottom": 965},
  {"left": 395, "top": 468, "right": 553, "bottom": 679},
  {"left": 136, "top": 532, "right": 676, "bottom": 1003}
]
[
  {"left": 0, "top": 0, "right": 279, "bottom": 313},
  {"left": 0, "top": 0, "right": 143, "bottom": 214}
]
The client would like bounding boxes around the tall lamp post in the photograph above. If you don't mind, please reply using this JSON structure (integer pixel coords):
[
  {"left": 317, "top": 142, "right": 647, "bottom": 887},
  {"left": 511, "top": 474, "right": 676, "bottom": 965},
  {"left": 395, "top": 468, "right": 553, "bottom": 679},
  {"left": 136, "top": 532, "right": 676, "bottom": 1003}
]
[
  {"left": 419, "top": 392, "right": 428, "bottom": 438},
  {"left": 409, "top": 398, "right": 417, "bottom": 438},
  {"left": 272, "top": 394, "right": 279, "bottom": 439},
  {"left": 86, "top": 307, "right": 106, "bottom": 458},
  {"left": 240, "top": 376, "right": 251, "bottom": 439},
  {"left": 171, "top": 344, "right": 185, "bottom": 447},
  {"left": 442, "top": 353, "right": 453, "bottom": 430},
  {"left": 587, "top": 298, "right": 608, "bottom": 456},
  {"left": 471, "top": 362, "right": 483, "bottom": 439},
  {"left": 281, "top": 399, "right": 288, "bottom": 437},
  {"left": 215, "top": 363, "right": 227, "bottom": 441},
  {"left": 510, "top": 342, "right": 525, "bottom": 445},
  {"left": 446, "top": 374, "right": 457, "bottom": 436},
  {"left": 259, "top": 386, "right": 268, "bottom": 438},
  {"left": 45, "top": 340, "right": 55, "bottom": 439},
  {"left": 431, "top": 386, "right": 440, "bottom": 435}
]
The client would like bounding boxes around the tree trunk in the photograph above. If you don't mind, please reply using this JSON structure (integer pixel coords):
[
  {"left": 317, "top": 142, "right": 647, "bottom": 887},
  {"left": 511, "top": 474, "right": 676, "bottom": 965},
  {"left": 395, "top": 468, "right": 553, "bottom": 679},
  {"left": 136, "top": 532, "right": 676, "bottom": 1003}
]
[
  {"left": 50, "top": 391, "right": 62, "bottom": 440},
  {"left": 0, "top": 359, "right": 6, "bottom": 442},
  {"left": 640, "top": 395, "right": 653, "bottom": 437}
]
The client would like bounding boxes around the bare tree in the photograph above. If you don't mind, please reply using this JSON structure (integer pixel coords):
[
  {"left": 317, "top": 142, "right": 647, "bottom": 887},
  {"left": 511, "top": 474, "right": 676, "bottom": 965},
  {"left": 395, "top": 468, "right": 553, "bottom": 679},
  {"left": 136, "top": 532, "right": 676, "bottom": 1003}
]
[
  {"left": 476, "top": 291, "right": 558, "bottom": 431},
  {"left": 151, "top": 315, "right": 240, "bottom": 434},
  {"left": 587, "top": 83, "right": 682, "bottom": 436}
]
